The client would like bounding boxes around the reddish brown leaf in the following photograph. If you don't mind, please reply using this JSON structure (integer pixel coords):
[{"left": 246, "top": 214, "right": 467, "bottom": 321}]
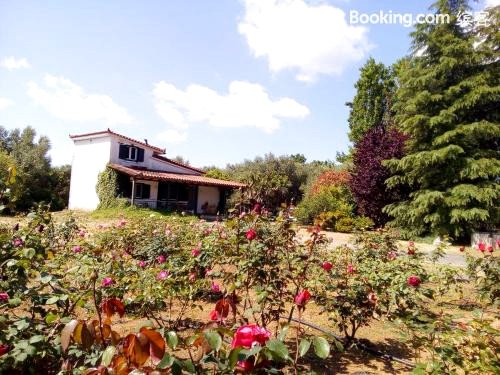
[
  {"left": 61, "top": 319, "right": 79, "bottom": 352},
  {"left": 123, "top": 333, "right": 149, "bottom": 367},
  {"left": 140, "top": 327, "right": 166, "bottom": 364},
  {"left": 100, "top": 298, "right": 125, "bottom": 319},
  {"left": 215, "top": 298, "right": 230, "bottom": 319},
  {"left": 110, "top": 355, "right": 130, "bottom": 375}
]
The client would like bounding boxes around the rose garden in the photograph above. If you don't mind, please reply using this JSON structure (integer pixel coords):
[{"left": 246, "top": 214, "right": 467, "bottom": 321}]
[{"left": 0, "top": 200, "right": 498, "bottom": 374}]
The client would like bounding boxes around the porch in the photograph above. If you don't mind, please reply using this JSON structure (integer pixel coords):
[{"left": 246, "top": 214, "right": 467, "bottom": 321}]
[{"left": 109, "top": 163, "right": 245, "bottom": 215}]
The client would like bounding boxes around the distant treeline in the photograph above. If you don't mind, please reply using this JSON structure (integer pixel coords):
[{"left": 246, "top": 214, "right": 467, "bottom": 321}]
[{"left": 0, "top": 126, "right": 71, "bottom": 212}]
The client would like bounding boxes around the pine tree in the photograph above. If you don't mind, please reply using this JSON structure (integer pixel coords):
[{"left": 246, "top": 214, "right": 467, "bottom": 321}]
[
  {"left": 347, "top": 58, "right": 396, "bottom": 144},
  {"left": 384, "top": 1, "right": 500, "bottom": 238}
]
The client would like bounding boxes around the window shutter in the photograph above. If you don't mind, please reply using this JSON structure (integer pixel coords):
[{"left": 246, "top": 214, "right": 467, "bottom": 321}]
[
  {"left": 137, "top": 148, "right": 145, "bottom": 162},
  {"left": 119, "top": 144, "right": 128, "bottom": 159},
  {"left": 143, "top": 184, "right": 151, "bottom": 199}
]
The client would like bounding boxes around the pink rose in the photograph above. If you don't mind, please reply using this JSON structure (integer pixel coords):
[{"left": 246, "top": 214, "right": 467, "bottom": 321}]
[
  {"left": 294, "top": 289, "right": 311, "bottom": 307},
  {"left": 231, "top": 324, "right": 272, "bottom": 372},
  {"left": 157, "top": 255, "right": 166, "bottom": 264},
  {"left": 13, "top": 238, "right": 23, "bottom": 247},
  {"left": 368, "top": 292, "right": 377, "bottom": 304},
  {"left": 101, "top": 277, "right": 114, "bottom": 287},
  {"left": 387, "top": 251, "right": 397, "bottom": 260},
  {"left": 157, "top": 270, "right": 169, "bottom": 280},
  {"left": 138, "top": 260, "right": 146, "bottom": 268},
  {"left": 231, "top": 324, "right": 271, "bottom": 349},
  {"left": 191, "top": 248, "right": 201, "bottom": 257},
  {"left": 347, "top": 264, "right": 356, "bottom": 274},
  {"left": 72, "top": 245, "right": 82, "bottom": 253},
  {"left": 245, "top": 229, "right": 257, "bottom": 241},
  {"left": 211, "top": 282, "right": 220, "bottom": 293},
  {"left": 408, "top": 241, "right": 414, "bottom": 247},
  {"left": 78, "top": 230, "right": 86, "bottom": 238},
  {"left": 189, "top": 272, "right": 196, "bottom": 282},
  {"left": 0, "top": 292, "right": 9, "bottom": 302},
  {"left": 407, "top": 275, "right": 421, "bottom": 287}
]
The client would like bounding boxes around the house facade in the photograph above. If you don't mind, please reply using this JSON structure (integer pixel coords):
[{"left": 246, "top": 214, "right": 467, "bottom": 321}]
[{"left": 68, "top": 129, "right": 245, "bottom": 213}]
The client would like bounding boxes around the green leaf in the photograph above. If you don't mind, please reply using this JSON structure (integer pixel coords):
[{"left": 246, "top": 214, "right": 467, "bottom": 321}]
[
  {"left": 312, "top": 336, "right": 330, "bottom": 359},
  {"left": 298, "top": 339, "right": 311, "bottom": 358},
  {"left": 45, "top": 296, "right": 59, "bottom": 305},
  {"left": 8, "top": 298, "right": 22, "bottom": 307},
  {"left": 166, "top": 331, "right": 179, "bottom": 349},
  {"left": 266, "top": 339, "right": 290, "bottom": 361},
  {"left": 278, "top": 324, "right": 289, "bottom": 341},
  {"left": 101, "top": 346, "right": 116, "bottom": 366},
  {"left": 182, "top": 359, "right": 196, "bottom": 373},
  {"left": 45, "top": 312, "right": 59, "bottom": 324},
  {"left": 29, "top": 335, "right": 44, "bottom": 344},
  {"left": 228, "top": 347, "right": 244, "bottom": 369},
  {"left": 204, "top": 331, "right": 222, "bottom": 352},
  {"left": 158, "top": 352, "right": 175, "bottom": 369}
]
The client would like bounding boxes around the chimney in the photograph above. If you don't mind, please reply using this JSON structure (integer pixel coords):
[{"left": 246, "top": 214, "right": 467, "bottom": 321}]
[{"left": 144, "top": 139, "right": 148, "bottom": 145}]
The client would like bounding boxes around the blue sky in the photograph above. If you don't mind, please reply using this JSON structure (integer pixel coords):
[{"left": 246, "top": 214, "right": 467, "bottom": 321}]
[{"left": 0, "top": 0, "right": 495, "bottom": 167}]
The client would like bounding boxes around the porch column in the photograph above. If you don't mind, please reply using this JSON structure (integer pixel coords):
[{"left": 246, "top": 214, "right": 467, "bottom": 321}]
[{"left": 131, "top": 178, "right": 136, "bottom": 206}]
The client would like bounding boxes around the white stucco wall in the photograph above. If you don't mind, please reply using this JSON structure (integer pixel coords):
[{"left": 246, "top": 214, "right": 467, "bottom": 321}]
[
  {"left": 197, "top": 186, "right": 220, "bottom": 214},
  {"left": 68, "top": 136, "right": 111, "bottom": 210}
]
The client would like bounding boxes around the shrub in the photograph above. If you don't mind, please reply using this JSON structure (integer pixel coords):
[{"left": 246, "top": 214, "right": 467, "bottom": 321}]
[{"left": 295, "top": 185, "right": 354, "bottom": 225}]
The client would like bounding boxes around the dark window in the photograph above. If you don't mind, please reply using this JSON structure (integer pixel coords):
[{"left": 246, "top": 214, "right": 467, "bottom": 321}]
[
  {"left": 135, "top": 183, "right": 150, "bottom": 199},
  {"left": 119, "top": 144, "right": 145, "bottom": 162}
]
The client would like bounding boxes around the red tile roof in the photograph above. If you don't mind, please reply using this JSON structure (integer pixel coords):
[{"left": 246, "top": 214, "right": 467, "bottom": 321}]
[
  {"left": 109, "top": 163, "right": 246, "bottom": 189},
  {"left": 152, "top": 154, "right": 206, "bottom": 175},
  {"left": 69, "top": 129, "right": 166, "bottom": 153}
]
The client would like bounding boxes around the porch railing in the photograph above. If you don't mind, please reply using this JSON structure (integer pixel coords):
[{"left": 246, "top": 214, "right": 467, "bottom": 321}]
[{"left": 129, "top": 199, "right": 191, "bottom": 212}]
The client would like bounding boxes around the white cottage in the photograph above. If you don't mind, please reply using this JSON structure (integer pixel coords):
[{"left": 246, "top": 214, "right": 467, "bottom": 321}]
[{"left": 68, "top": 129, "right": 245, "bottom": 212}]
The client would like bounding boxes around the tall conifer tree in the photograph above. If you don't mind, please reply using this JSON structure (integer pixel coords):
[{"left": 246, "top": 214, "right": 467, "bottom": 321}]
[{"left": 384, "top": 1, "right": 500, "bottom": 237}]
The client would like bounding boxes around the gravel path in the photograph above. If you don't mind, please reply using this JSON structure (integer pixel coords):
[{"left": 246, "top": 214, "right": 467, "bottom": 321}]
[{"left": 296, "top": 227, "right": 467, "bottom": 268}]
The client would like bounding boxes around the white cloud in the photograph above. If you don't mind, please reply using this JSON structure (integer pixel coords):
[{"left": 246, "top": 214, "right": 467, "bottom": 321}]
[
  {"left": 238, "top": 0, "right": 373, "bottom": 82},
  {"left": 153, "top": 80, "right": 309, "bottom": 136},
  {"left": 0, "top": 97, "right": 14, "bottom": 110},
  {"left": 485, "top": 0, "right": 500, "bottom": 8},
  {"left": 157, "top": 129, "right": 189, "bottom": 144},
  {"left": 0, "top": 56, "right": 31, "bottom": 70},
  {"left": 27, "top": 74, "right": 133, "bottom": 125}
]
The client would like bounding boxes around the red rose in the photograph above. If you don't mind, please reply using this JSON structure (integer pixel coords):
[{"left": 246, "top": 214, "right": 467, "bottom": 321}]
[
  {"left": 407, "top": 275, "right": 421, "bottom": 287},
  {"left": 487, "top": 245, "right": 493, "bottom": 253},
  {"left": 294, "top": 289, "right": 311, "bottom": 307},
  {"left": 459, "top": 246, "right": 465, "bottom": 252},
  {"left": 245, "top": 229, "right": 257, "bottom": 241},
  {"left": 0, "top": 344, "right": 9, "bottom": 357},
  {"left": 322, "top": 261, "right": 333, "bottom": 271},
  {"left": 407, "top": 248, "right": 415, "bottom": 255},
  {"left": 0, "top": 292, "right": 8, "bottom": 302},
  {"left": 231, "top": 324, "right": 271, "bottom": 349},
  {"left": 478, "top": 242, "right": 486, "bottom": 252},
  {"left": 347, "top": 264, "right": 356, "bottom": 274},
  {"left": 209, "top": 310, "right": 219, "bottom": 321}
]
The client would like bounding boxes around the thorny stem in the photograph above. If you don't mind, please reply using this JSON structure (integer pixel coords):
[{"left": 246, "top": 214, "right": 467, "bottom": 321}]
[{"left": 92, "top": 271, "right": 105, "bottom": 345}]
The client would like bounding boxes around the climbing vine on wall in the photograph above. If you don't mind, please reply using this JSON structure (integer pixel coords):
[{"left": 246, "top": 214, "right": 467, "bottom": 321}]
[{"left": 96, "top": 166, "right": 123, "bottom": 209}]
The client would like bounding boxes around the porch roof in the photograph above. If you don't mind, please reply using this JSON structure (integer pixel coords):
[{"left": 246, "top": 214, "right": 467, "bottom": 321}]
[{"left": 109, "top": 163, "right": 246, "bottom": 189}]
